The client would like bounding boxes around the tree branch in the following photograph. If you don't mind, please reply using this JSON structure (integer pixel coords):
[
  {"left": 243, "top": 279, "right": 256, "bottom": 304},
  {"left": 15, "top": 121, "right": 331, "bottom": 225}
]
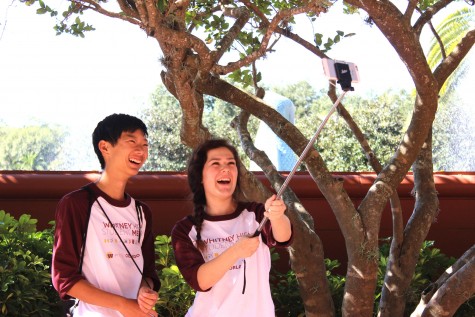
[
  {"left": 116, "top": 0, "right": 140, "bottom": 20},
  {"left": 417, "top": 245, "right": 475, "bottom": 316},
  {"left": 428, "top": 18, "right": 447, "bottom": 61},
  {"left": 346, "top": 0, "right": 439, "bottom": 224},
  {"left": 242, "top": 0, "right": 329, "bottom": 59},
  {"left": 404, "top": 0, "right": 419, "bottom": 23},
  {"left": 413, "top": 0, "right": 454, "bottom": 36},
  {"left": 160, "top": 70, "right": 211, "bottom": 147},
  {"left": 327, "top": 82, "right": 409, "bottom": 317},
  {"left": 327, "top": 83, "right": 405, "bottom": 247},
  {"left": 380, "top": 129, "right": 439, "bottom": 316},
  {"left": 71, "top": 0, "right": 141, "bottom": 26},
  {"left": 214, "top": 6, "right": 251, "bottom": 63},
  {"left": 433, "top": 29, "right": 475, "bottom": 90},
  {"left": 413, "top": 245, "right": 475, "bottom": 317},
  {"left": 212, "top": 5, "right": 315, "bottom": 75}
]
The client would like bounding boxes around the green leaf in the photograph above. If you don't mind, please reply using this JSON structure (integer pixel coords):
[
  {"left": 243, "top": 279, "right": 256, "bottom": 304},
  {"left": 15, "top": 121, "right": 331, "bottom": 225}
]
[
  {"left": 314, "top": 33, "right": 323, "bottom": 46},
  {"left": 156, "top": 0, "right": 167, "bottom": 13}
]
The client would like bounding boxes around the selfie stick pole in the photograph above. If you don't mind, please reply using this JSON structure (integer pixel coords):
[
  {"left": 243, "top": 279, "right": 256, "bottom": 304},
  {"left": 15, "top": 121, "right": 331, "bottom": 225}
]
[{"left": 252, "top": 90, "right": 349, "bottom": 236}]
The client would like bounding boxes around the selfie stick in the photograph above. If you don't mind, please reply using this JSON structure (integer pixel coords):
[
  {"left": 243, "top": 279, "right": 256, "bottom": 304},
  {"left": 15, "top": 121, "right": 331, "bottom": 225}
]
[{"left": 252, "top": 90, "right": 349, "bottom": 237}]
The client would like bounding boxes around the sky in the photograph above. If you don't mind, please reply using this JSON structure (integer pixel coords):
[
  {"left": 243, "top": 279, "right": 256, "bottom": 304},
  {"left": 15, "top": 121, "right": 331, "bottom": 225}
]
[
  {"left": 1, "top": 0, "right": 161, "bottom": 127},
  {"left": 1, "top": 0, "right": 417, "bottom": 125},
  {"left": 0, "top": 0, "right": 472, "bottom": 169}
]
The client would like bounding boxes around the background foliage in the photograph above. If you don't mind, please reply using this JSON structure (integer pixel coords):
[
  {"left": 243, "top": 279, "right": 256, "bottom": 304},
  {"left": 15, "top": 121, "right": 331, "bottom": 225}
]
[
  {"left": 0, "top": 125, "right": 66, "bottom": 171},
  {"left": 0, "top": 82, "right": 464, "bottom": 173},
  {"left": 154, "top": 234, "right": 195, "bottom": 316},
  {"left": 140, "top": 86, "right": 192, "bottom": 172},
  {"left": 2, "top": 212, "right": 473, "bottom": 317},
  {"left": 0, "top": 211, "right": 60, "bottom": 316},
  {"left": 139, "top": 83, "right": 440, "bottom": 173},
  {"left": 140, "top": 84, "right": 260, "bottom": 171}
]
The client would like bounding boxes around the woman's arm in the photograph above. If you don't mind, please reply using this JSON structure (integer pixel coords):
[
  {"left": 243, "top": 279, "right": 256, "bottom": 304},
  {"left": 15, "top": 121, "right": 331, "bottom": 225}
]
[
  {"left": 196, "top": 236, "right": 259, "bottom": 290},
  {"left": 172, "top": 217, "right": 259, "bottom": 291},
  {"left": 264, "top": 195, "right": 292, "bottom": 242}
]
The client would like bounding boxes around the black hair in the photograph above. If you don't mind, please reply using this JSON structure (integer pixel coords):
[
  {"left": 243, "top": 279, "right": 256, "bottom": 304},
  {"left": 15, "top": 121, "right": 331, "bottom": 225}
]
[
  {"left": 92, "top": 113, "right": 148, "bottom": 169},
  {"left": 187, "top": 139, "right": 242, "bottom": 250}
]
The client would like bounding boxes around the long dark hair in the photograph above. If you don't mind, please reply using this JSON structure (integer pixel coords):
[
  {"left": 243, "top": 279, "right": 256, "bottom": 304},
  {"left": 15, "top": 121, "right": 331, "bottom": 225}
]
[{"left": 187, "top": 139, "right": 242, "bottom": 250}]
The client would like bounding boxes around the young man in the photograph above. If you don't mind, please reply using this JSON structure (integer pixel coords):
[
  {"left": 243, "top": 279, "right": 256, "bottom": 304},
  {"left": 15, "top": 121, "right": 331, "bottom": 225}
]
[{"left": 52, "top": 113, "right": 160, "bottom": 317}]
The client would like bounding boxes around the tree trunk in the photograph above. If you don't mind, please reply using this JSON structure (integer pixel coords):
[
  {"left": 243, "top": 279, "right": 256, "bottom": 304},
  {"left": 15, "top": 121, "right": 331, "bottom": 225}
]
[
  {"left": 379, "top": 129, "right": 439, "bottom": 317},
  {"left": 288, "top": 205, "right": 335, "bottom": 317}
]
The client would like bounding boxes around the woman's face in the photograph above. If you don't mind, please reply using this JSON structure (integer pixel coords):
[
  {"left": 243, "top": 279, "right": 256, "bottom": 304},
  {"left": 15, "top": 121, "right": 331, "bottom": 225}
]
[{"left": 202, "top": 147, "right": 238, "bottom": 202}]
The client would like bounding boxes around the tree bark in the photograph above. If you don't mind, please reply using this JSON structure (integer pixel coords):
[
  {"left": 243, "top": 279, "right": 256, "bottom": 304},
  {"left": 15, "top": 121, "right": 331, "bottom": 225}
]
[
  {"left": 417, "top": 245, "right": 475, "bottom": 316},
  {"left": 379, "top": 129, "right": 439, "bottom": 317}
]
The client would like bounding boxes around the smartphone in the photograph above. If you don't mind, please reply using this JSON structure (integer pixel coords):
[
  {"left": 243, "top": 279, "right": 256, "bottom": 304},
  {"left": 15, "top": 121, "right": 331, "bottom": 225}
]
[{"left": 322, "top": 58, "right": 360, "bottom": 83}]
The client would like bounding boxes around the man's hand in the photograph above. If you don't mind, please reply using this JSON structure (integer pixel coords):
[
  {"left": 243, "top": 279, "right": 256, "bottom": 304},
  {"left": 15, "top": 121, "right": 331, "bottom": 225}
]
[
  {"left": 117, "top": 297, "right": 158, "bottom": 317},
  {"left": 137, "top": 286, "right": 159, "bottom": 314}
]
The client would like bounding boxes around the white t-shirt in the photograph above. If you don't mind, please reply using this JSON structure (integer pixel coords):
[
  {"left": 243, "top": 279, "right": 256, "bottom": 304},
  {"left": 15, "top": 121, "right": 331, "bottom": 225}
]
[
  {"left": 172, "top": 202, "right": 292, "bottom": 317},
  {"left": 75, "top": 196, "right": 145, "bottom": 316}
]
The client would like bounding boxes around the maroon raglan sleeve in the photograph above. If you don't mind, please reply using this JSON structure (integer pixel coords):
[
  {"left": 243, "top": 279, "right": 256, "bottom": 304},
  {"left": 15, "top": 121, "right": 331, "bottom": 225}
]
[
  {"left": 140, "top": 202, "right": 161, "bottom": 292},
  {"left": 51, "top": 189, "right": 90, "bottom": 300},
  {"left": 171, "top": 217, "right": 210, "bottom": 292}
]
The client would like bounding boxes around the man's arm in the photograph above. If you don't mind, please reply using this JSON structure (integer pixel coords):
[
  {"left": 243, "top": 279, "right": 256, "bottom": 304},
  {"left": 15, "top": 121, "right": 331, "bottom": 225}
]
[
  {"left": 137, "top": 278, "right": 159, "bottom": 313},
  {"left": 137, "top": 202, "right": 160, "bottom": 313},
  {"left": 52, "top": 190, "right": 89, "bottom": 299},
  {"left": 68, "top": 280, "right": 156, "bottom": 317},
  {"left": 140, "top": 202, "right": 161, "bottom": 291}
]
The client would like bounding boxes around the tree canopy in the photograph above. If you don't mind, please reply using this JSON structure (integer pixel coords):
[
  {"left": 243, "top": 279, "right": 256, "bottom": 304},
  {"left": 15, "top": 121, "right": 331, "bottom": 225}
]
[{"left": 0, "top": 125, "right": 66, "bottom": 170}]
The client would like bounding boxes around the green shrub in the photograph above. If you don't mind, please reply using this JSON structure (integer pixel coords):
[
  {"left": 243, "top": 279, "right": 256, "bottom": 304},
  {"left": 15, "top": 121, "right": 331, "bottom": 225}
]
[
  {"left": 154, "top": 234, "right": 195, "bottom": 316},
  {"left": 271, "top": 257, "right": 345, "bottom": 317},
  {"left": 271, "top": 238, "right": 475, "bottom": 317},
  {"left": 0, "top": 211, "right": 60, "bottom": 316},
  {"left": 271, "top": 269, "right": 304, "bottom": 317},
  {"left": 2, "top": 213, "right": 473, "bottom": 316},
  {"left": 376, "top": 239, "right": 475, "bottom": 317}
]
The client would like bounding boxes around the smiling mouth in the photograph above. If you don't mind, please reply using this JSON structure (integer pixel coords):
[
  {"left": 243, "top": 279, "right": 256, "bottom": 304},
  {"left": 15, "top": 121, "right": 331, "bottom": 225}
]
[
  {"left": 217, "top": 178, "right": 231, "bottom": 184},
  {"left": 129, "top": 158, "right": 142, "bottom": 165}
]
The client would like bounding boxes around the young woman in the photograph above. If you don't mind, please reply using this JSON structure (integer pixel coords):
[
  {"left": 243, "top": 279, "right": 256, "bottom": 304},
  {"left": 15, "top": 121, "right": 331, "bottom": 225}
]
[{"left": 171, "top": 139, "right": 292, "bottom": 317}]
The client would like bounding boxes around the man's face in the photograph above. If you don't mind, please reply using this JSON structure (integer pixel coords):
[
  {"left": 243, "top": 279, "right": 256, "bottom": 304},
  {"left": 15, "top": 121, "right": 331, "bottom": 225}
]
[{"left": 104, "top": 129, "right": 149, "bottom": 176}]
